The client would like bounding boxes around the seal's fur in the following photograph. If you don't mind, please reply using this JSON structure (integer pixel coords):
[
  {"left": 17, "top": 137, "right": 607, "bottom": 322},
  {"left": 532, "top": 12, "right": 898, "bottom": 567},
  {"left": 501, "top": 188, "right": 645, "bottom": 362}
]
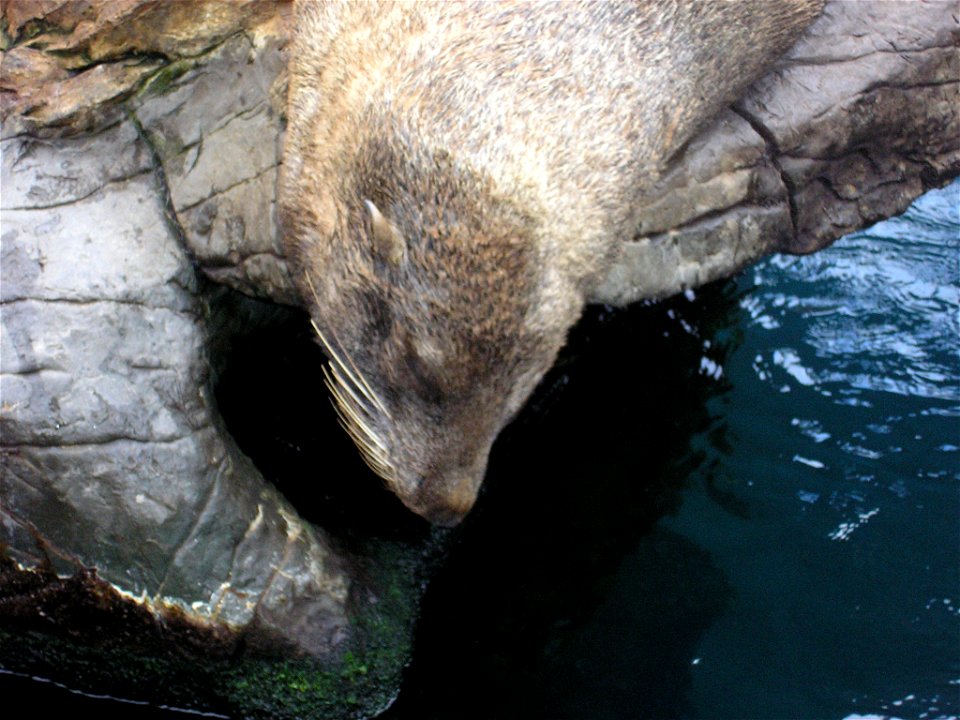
[{"left": 280, "top": 0, "right": 823, "bottom": 525}]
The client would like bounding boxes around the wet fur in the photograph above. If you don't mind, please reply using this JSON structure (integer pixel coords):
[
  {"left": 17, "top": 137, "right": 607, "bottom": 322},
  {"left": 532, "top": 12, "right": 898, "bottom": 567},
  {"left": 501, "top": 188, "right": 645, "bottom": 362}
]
[{"left": 280, "top": 0, "right": 823, "bottom": 525}]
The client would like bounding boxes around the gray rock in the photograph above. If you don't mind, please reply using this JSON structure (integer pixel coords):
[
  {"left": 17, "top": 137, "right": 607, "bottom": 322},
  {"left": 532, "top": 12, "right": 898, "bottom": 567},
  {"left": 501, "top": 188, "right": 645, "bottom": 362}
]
[
  {"left": 591, "top": 0, "right": 959, "bottom": 303},
  {"left": 132, "top": 30, "right": 297, "bottom": 304},
  {"left": 0, "top": 93, "right": 350, "bottom": 657}
]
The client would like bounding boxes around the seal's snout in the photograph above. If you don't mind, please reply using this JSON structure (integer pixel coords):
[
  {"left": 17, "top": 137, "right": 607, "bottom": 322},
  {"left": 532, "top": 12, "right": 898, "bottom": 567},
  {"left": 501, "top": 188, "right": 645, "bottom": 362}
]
[
  {"left": 404, "top": 467, "right": 484, "bottom": 527},
  {"left": 420, "top": 502, "right": 471, "bottom": 528}
]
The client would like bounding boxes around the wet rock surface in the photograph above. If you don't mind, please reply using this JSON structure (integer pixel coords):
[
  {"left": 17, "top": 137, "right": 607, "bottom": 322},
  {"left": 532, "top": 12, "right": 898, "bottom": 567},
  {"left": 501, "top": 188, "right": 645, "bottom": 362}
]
[
  {"left": 1, "top": 2, "right": 411, "bottom": 716},
  {"left": 592, "top": 0, "right": 959, "bottom": 303},
  {"left": 0, "top": 0, "right": 957, "bottom": 716}
]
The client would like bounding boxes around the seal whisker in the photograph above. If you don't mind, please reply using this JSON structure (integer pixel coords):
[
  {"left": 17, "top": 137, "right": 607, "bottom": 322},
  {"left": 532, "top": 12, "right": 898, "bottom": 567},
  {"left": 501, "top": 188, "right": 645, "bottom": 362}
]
[
  {"left": 340, "top": 416, "right": 386, "bottom": 464},
  {"left": 339, "top": 418, "right": 390, "bottom": 473},
  {"left": 322, "top": 363, "right": 395, "bottom": 482},
  {"left": 341, "top": 400, "right": 387, "bottom": 454},
  {"left": 323, "top": 370, "right": 386, "bottom": 451},
  {"left": 330, "top": 395, "right": 392, "bottom": 471},
  {"left": 330, "top": 330, "right": 392, "bottom": 420},
  {"left": 303, "top": 275, "right": 392, "bottom": 419},
  {"left": 324, "top": 364, "right": 373, "bottom": 419},
  {"left": 312, "top": 319, "right": 392, "bottom": 420},
  {"left": 311, "top": 319, "right": 378, "bottom": 406},
  {"left": 335, "top": 414, "right": 394, "bottom": 480}
]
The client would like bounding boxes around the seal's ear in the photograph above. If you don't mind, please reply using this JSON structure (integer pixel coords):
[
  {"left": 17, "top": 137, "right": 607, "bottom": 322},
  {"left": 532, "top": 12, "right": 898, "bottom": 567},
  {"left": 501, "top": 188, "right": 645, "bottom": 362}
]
[{"left": 364, "top": 199, "right": 405, "bottom": 265}]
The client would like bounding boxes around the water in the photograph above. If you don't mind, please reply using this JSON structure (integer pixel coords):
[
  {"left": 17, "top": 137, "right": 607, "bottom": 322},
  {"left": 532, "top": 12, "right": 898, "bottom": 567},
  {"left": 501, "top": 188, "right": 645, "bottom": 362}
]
[
  {"left": 657, "top": 181, "right": 960, "bottom": 719},
  {"left": 3, "top": 181, "right": 957, "bottom": 717},
  {"left": 385, "top": 180, "right": 960, "bottom": 719}
]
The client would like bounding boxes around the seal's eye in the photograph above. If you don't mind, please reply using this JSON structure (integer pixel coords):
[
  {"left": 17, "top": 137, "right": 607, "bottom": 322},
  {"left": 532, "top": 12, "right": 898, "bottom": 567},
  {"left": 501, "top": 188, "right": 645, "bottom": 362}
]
[{"left": 402, "top": 336, "right": 446, "bottom": 407}]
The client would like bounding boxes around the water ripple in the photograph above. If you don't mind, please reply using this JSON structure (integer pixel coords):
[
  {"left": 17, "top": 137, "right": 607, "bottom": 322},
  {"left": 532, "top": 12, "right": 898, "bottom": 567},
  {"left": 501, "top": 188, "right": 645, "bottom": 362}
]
[{"left": 744, "top": 180, "right": 960, "bottom": 402}]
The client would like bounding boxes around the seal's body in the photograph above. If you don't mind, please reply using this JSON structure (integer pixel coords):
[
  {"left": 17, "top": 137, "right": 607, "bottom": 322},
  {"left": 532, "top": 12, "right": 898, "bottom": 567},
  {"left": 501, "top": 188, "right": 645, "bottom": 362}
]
[{"left": 280, "top": 0, "right": 822, "bottom": 525}]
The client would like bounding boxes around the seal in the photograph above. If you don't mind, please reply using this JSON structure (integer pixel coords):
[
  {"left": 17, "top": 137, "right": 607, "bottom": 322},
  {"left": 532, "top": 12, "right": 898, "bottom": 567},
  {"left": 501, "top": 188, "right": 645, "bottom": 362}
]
[{"left": 279, "top": 0, "right": 823, "bottom": 525}]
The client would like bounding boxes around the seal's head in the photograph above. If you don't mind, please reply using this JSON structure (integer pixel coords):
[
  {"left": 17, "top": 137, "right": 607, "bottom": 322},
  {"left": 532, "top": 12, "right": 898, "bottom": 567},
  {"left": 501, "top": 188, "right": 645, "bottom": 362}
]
[
  {"left": 281, "top": 0, "right": 823, "bottom": 526},
  {"left": 283, "top": 133, "right": 579, "bottom": 526}
]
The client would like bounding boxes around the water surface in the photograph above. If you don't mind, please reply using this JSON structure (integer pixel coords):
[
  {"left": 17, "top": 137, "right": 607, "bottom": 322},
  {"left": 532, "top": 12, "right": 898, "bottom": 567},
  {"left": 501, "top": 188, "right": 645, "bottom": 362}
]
[
  {"left": 666, "top": 180, "right": 960, "bottom": 720},
  {"left": 386, "top": 180, "right": 960, "bottom": 719}
]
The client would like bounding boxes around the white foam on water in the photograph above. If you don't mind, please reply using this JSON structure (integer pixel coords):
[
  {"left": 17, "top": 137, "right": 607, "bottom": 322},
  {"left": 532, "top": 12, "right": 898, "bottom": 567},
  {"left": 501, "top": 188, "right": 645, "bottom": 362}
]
[{"left": 793, "top": 455, "right": 825, "bottom": 469}]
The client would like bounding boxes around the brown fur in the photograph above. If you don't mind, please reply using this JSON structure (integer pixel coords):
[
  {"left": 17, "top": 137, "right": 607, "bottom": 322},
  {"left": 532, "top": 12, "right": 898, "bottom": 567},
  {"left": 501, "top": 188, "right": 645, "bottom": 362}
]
[{"left": 280, "top": 0, "right": 823, "bottom": 525}]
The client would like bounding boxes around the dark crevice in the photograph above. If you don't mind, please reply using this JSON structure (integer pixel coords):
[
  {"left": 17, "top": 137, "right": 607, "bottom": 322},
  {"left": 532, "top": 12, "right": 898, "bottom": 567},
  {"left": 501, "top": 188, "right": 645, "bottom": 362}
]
[
  {"left": 0, "top": 296, "right": 200, "bottom": 319},
  {"left": 784, "top": 42, "right": 957, "bottom": 68},
  {"left": 64, "top": 51, "right": 171, "bottom": 76},
  {"left": 861, "top": 77, "right": 960, "bottom": 95},
  {"left": 635, "top": 201, "right": 783, "bottom": 244},
  {"left": 176, "top": 163, "right": 276, "bottom": 214},
  {"left": 2, "top": 167, "right": 153, "bottom": 211},
  {"left": 0, "top": 366, "right": 69, "bottom": 378},
  {"left": 813, "top": 174, "right": 853, "bottom": 205},
  {"left": 4, "top": 435, "right": 197, "bottom": 449},
  {"left": 125, "top": 106, "right": 200, "bottom": 272},
  {"left": 733, "top": 104, "right": 799, "bottom": 247}
]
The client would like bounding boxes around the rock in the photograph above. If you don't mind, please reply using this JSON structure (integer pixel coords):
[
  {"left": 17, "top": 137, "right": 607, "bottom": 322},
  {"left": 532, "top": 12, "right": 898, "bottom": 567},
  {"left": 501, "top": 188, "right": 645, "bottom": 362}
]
[
  {"left": 1, "top": 2, "right": 420, "bottom": 717},
  {"left": 0, "top": 0, "right": 957, "bottom": 716},
  {"left": 591, "top": 0, "right": 959, "bottom": 303},
  {"left": 131, "top": 26, "right": 297, "bottom": 304},
  {"left": 0, "top": 116, "right": 353, "bottom": 650}
]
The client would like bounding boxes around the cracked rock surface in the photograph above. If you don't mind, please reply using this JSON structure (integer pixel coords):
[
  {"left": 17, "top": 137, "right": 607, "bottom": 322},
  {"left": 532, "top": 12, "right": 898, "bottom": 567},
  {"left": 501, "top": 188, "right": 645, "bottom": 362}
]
[
  {"left": 1, "top": 109, "right": 351, "bottom": 657},
  {"left": 1, "top": 0, "right": 353, "bottom": 666},
  {"left": 591, "top": 0, "right": 959, "bottom": 304},
  {"left": 0, "top": 0, "right": 957, "bottom": 701}
]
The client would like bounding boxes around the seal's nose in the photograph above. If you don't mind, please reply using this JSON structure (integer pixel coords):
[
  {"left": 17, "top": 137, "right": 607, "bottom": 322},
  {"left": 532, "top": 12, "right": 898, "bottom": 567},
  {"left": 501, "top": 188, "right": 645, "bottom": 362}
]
[
  {"left": 406, "top": 467, "right": 483, "bottom": 526},
  {"left": 421, "top": 502, "right": 471, "bottom": 528}
]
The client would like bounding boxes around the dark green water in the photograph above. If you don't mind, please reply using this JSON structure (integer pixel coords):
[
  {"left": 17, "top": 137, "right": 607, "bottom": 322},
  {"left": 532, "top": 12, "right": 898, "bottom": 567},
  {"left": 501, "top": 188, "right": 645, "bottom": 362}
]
[
  {"left": 655, "top": 182, "right": 960, "bottom": 720},
  {"left": 3, "top": 181, "right": 957, "bottom": 718},
  {"left": 383, "top": 180, "right": 960, "bottom": 720}
]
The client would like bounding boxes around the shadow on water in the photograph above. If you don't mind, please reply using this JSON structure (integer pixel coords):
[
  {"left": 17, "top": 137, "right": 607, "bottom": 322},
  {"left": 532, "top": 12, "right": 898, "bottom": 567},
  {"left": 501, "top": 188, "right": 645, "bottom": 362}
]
[
  {"left": 380, "top": 281, "right": 746, "bottom": 720},
  {"left": 199, "top": 276, "right": 750, "bottom": 718},
  {"left": 209, "top": 182, "right": 960, "bottom": 719},
  {"left": 210, "top": 275, "right": 750, "bottom": 718},
  {"left": 0, "top": 277, "right": 747, "bottom": 717}
]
